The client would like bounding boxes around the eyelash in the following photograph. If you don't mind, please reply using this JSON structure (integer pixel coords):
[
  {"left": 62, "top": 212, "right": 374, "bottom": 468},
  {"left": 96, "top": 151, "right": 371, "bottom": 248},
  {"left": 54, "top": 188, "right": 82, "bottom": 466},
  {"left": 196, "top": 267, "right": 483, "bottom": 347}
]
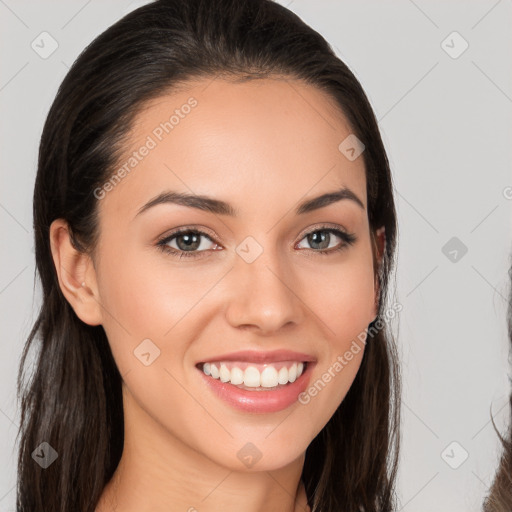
[{"left": 156, "top": 224, "right": 357, "bottom": 260}]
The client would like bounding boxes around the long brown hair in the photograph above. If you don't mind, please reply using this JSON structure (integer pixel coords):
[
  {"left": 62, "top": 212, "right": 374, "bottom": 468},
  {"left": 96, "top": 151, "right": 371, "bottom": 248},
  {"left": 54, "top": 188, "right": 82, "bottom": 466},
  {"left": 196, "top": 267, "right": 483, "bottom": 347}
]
[
  {"left": 483, "top": 262, "right": 512, "bottom": 511},
  {"left": 16, "top": 1, "right": 401, "bottom": 510}
]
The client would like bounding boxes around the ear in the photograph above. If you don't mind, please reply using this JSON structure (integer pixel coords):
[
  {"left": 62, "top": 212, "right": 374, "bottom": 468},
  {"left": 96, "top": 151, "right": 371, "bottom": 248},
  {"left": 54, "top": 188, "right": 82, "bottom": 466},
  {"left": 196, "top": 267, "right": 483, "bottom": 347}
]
[
  {"left": 49, "top": 218, "right": 103, "bottom": 326},
  {"left": 372, "top": 226, "right": 386, "bottom": 321}
]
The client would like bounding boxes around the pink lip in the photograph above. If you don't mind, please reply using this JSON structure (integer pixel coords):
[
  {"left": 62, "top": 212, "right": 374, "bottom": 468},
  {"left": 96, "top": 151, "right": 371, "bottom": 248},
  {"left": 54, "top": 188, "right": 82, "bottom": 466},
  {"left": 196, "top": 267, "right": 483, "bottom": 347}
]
[
  {"left": 196, "top": 359, "right": 316, "bottom": 413},
  {"left": 197, "top": 349, "right": 316, "bottom": 364}
]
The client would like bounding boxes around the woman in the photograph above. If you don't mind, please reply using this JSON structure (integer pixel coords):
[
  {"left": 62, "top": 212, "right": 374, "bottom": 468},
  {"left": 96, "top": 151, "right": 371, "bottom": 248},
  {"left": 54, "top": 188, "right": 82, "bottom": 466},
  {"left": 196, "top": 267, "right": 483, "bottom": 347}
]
[
  {"left": 16, "top": 1, "right": 401, "bottom": 511},
  {"left": 483, "top": 263, "right": 512, "bottom": 511}
]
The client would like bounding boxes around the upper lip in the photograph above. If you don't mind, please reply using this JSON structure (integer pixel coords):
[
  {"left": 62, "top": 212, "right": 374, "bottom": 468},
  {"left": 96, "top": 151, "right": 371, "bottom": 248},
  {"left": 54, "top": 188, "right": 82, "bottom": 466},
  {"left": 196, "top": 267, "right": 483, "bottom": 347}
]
[{"left": 197, "top": 349, "right": 316, "bottom": 364}]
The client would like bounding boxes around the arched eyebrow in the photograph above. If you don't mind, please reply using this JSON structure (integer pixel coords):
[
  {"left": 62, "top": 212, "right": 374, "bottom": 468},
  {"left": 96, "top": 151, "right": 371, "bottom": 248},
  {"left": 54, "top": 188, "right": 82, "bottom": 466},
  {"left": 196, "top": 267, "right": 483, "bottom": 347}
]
[{"left": 134, "top": 186, "right": 365, "bottom": 219}]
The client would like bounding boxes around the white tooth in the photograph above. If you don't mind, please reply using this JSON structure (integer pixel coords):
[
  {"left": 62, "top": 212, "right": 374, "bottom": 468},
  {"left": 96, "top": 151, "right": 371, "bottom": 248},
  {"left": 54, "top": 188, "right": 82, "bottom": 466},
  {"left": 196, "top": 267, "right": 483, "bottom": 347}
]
[
  {"left": 278, "top": 366, "right": 289, "bottom": 385},
  {"left": 230, "top": 366, "right": 244, "bottom": 385},
  {"left": 219, "top": 363, "right": 230, "bottom": 382},
  {"left": 210, "top": 364, "right": 219, "bottom": 379},
  {"left": 288, "top": 363, "right": 297, "bottom": 383},
  {"left": 260, "top": 366, "right": 279, "bottom": 387},
  {"left": 244, "top": 366, "right": 261, "bottom": 387},
  {"left": 206, "top": 362, "right": 305, "bottom": 387}
]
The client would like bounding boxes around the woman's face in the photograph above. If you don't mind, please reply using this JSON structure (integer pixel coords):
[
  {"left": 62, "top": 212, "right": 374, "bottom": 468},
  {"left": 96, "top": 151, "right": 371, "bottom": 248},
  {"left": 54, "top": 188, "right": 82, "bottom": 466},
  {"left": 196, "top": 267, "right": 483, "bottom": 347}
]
[{"left": 83, "top": 77, "right": 378, "bottom": 471}]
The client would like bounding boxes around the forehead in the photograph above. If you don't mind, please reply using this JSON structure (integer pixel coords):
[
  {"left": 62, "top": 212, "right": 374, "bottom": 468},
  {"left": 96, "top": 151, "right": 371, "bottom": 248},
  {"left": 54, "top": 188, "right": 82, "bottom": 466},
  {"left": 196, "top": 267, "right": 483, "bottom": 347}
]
[{"left": 98, "top": 77, "right": 367, "bottom": 224}]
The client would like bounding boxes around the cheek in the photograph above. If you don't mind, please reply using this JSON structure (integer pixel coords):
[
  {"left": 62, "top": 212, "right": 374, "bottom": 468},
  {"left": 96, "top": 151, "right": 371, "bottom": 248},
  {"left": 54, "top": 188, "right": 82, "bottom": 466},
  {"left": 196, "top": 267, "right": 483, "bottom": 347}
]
[
  {"left": 96, "top": 240, "right": 201, "bottom": 332},
  {"left": 309, "top": 255, "right": 376, "bottom": 342},
  {"left": 95, "top": 242, "right": 225, "bottom": 379},
  {"left": 93, "top": 244, "right": 176, "bottom": 366},
  {"left": 297, "top": 259, "right": 374, "bottom": 424}
]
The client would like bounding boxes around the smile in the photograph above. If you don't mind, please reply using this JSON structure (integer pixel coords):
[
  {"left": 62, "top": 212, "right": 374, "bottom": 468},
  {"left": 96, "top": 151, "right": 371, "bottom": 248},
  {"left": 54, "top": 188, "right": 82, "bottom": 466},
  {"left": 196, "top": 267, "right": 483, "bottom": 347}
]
[
  {"left": 196, "top": 358, "right": 315, "bottom": 413},
  {"left": 200, "top": 361, "right": 306, "bottom": 390}
]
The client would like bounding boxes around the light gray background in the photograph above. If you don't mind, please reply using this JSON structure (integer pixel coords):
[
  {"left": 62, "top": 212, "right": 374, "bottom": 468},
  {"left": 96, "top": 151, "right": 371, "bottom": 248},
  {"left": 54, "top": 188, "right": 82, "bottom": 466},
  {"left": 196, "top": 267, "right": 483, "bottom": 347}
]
[{"left": 1, "top": 1, "right": 511, "bottom": 510}]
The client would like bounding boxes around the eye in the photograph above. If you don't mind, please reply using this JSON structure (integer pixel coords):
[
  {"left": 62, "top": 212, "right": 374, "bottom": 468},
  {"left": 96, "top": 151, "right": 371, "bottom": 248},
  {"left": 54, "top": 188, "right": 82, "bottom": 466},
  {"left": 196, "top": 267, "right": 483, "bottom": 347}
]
[
  {"left": 156, "top": 224, "right": 357, "bottom": 260},
  {"left": 295, "top": 225, "right": 356, "bottom": 255},
  {"left": 156, "top": 228, "right": 220, "bottom": 259}
]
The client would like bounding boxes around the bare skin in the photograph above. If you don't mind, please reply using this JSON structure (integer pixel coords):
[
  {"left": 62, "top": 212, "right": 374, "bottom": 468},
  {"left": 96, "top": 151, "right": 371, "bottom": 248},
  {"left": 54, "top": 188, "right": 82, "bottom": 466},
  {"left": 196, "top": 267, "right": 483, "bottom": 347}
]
[{"left": 50, "top": 76, "right": 384, "bottom": 512}]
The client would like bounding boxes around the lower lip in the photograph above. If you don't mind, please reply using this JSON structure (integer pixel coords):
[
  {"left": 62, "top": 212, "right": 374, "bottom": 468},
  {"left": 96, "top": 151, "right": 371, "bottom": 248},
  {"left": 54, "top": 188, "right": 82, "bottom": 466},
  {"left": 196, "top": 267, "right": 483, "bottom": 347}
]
[{"left": 197, "top": 362, "right": 315, "bottom": 413}]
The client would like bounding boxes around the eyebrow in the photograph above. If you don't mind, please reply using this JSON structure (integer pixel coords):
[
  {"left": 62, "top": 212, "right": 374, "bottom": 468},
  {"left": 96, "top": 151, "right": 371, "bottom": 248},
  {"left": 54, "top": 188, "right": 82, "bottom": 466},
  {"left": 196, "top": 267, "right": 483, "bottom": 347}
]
[{"left": 134, "top": 186, "right": 365, "bottom": 219}]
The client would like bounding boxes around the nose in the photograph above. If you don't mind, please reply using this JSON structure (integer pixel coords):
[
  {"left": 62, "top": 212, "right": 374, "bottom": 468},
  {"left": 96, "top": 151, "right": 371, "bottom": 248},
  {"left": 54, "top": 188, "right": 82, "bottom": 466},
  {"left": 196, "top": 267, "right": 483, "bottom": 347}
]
[{"left": 224, "top": 244, "right": 305, "bottom": 335}]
